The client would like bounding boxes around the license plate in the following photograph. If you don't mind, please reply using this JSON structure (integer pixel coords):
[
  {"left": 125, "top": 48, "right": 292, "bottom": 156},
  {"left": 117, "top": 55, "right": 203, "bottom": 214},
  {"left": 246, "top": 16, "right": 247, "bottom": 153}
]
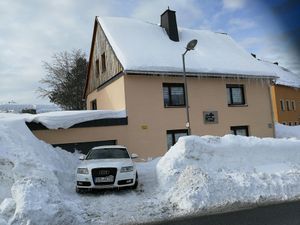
[{"left": 95, "top": 175, "right": 114, "bottom": 183}]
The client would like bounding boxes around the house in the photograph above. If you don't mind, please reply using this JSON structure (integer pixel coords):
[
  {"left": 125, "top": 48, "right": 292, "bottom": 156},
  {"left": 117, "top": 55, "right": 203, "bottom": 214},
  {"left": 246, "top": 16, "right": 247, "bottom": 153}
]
[
  {"left": 29, "top": 9, "right": 277, "bottom": 158},
  {"left": 263, "top": 61, "right": 300, "bottom": 125},
  {"left": 82, "top": 9, "right": 276, "bottom": 156}
]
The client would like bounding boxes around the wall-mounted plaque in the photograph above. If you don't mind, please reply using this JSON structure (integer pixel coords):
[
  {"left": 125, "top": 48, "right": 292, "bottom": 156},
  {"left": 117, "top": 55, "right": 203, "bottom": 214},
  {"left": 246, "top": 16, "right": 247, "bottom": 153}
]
[{"left": 203, "top": 111, "right": 218, "bottom": 124}]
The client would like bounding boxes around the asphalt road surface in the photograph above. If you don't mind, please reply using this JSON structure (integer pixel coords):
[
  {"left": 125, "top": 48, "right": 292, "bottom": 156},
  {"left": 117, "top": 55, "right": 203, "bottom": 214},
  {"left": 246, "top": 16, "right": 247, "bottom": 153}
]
[{"left": 142, "top": 200, "right": 300, "bottom": 225}]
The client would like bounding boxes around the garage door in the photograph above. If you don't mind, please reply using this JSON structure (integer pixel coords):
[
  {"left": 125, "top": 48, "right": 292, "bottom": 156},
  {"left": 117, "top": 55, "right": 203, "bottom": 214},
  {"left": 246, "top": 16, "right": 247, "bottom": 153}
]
[{"left": 53, "top": 140, "right": 117, "bottom": 154}]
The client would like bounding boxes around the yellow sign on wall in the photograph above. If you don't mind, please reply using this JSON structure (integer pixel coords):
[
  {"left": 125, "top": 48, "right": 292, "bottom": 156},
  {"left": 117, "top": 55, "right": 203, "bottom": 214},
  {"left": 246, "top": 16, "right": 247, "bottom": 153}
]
[{"left": 141, "top": 125, "right": 148, "bottom": 130}]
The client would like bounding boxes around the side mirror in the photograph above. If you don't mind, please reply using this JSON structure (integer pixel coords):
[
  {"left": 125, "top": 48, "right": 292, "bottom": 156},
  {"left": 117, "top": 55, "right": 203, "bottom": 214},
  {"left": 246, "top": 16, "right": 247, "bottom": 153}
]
[
  {"left": 79, "top": 155, "right": 85, "bottom": 160},
  {"left": 131, "top": 153, "right": 138, "bottom": 159}
]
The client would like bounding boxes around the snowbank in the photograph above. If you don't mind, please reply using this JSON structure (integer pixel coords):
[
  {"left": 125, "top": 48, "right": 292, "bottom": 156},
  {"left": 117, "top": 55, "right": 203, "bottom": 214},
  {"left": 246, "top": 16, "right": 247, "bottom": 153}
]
[
  {"left": 0, "top": 115, "right": 84, "bottom": 224},
  {"left": 0, "top": 114, "right": 168, "bottom": 225},
  {"left": 275, "top": 123, "right": 300, "bottom": 139},
  {"left": 2, "top": 113, "right": 300, "bottom": 224},
  {"left": 157, "top": 135, "right": 300, "bottom": 212}
]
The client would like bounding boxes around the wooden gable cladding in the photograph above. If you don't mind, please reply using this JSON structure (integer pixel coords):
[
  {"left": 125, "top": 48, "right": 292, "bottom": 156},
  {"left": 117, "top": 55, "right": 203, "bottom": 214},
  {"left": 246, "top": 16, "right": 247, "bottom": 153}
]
[{"left": 85, "top": 19, "right": 123, "bottom": 96}]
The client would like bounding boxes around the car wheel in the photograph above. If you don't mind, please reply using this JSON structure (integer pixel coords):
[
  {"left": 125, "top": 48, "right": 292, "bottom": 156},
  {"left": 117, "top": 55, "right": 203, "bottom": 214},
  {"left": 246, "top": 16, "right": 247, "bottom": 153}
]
[{"left": 132, "top": 172, "right": 138, "bottom": 189}]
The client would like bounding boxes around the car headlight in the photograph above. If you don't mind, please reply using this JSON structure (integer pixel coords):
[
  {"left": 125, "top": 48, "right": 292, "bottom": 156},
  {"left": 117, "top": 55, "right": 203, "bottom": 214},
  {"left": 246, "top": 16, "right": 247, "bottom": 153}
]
[
  {"left": 120, "top": 166, "right": 134, "bottom": 173},
  {"left": 77, "top": 168, "right": 89, "bottom": 174}
]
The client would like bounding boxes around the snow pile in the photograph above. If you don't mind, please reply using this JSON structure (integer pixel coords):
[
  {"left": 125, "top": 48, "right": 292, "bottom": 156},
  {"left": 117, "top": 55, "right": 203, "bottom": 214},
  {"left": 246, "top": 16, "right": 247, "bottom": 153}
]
[
  {"left": 2, "top": 113, "right": 300, "bottom": 224},
  {"left": 98, "top": 17, "right": 275, "bottom": 78},
  {"left": 0, "top": 104, "right": 61, "bottom": 114},
  {"left": 275, "top": 123, "right": 300, "bottom": 139},
  {"left": 0, "top": 114, "right": 170, "bottom": 225},
  {"left": 0, "top": 115, "right": 83, "bottom": 224},
  {"left": 157, "top": 135, "right": 300, "bottom": 212},
  {"left": 26, "top": 109, "right": 126, "bottom": 129}
]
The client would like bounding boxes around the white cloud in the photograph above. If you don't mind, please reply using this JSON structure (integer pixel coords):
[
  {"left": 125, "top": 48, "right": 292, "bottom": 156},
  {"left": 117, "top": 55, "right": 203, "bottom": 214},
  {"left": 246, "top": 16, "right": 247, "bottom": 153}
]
[
  {"left": 223, "top": 0, "right": 246, "bottom": 10},
  {"left": 132, "top": 0, "right": 203, "bottom": 27},
  {"left": 229, "top": 18, "right": 256, "bottom": 30}
]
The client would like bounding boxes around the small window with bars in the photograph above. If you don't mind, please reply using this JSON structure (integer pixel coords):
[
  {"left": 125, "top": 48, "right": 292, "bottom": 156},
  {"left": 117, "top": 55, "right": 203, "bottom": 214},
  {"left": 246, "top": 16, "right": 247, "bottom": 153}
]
[
  {"left": 230, "top": 126, "right": 249, "bottom": 136},
  {"left": 166, "top": 129, "right": 188, "bottom": 150}
]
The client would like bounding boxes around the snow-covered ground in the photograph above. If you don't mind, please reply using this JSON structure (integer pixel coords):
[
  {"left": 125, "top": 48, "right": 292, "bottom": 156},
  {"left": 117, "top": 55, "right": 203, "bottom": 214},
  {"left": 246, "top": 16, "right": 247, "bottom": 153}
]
[
  {"left": 275, "top": 123, "right": 300, "bottom": 139},
  {"left": 1, "top": 113, "right": 300, "bottom": 224}
]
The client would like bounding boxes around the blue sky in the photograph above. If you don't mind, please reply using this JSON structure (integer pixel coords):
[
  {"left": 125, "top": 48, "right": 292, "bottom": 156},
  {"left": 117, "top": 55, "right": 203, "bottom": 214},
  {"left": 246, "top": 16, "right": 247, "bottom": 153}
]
[{"left": 0, "top": 0, "right": 299, "bottom": 104}]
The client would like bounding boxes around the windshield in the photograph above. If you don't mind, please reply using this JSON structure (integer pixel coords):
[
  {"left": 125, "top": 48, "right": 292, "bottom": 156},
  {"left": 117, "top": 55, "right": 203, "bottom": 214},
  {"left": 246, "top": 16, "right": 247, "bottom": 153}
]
[{"left": 86, "top": 148, "right": 130, "bottom": 160}]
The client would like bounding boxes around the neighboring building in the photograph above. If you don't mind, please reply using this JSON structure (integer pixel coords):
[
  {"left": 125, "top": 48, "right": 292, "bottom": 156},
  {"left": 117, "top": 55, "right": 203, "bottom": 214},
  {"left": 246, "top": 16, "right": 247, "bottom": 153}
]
[
  {"left": 263, "top": 61, "right": 300, "bottom": 125},
  {"left": 29, "top": 9, "right": 277, "bottom": 158}
]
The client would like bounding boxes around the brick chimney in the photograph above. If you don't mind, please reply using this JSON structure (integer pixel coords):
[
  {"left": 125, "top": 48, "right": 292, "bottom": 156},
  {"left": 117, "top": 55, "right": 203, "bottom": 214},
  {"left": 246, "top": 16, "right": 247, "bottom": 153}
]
[{"left": 160, "top": 8, "right": 179, "bottom": 42}]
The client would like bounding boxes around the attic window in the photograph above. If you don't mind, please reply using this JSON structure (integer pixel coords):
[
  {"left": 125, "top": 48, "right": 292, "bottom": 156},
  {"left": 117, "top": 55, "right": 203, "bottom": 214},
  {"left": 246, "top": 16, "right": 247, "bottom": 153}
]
[
  {"left": 101, "top": 53, "right": 106, "bottom": 73},
  {"left": 95, "top": 59, "right": 100, "bottom": 77}
]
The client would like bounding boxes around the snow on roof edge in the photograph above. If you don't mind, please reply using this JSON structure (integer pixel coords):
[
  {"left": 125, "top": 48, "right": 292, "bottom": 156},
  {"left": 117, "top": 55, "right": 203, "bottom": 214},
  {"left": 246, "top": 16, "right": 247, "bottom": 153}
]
[{"left": 124, "top": 69, "right": 278, "bottom": 80}]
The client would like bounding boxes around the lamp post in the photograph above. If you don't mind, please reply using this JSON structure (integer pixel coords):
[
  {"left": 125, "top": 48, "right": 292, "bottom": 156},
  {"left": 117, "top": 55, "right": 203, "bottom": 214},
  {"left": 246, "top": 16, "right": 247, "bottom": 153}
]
[{"left": 182, "top": 39, "right": 197, "bottom": 135}]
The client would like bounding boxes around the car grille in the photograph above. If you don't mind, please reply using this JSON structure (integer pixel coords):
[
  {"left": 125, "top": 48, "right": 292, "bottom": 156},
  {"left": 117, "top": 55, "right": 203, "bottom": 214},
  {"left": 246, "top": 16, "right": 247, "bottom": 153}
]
[{"left": 92, "top": 168, "right": 117, "bottom": 185}]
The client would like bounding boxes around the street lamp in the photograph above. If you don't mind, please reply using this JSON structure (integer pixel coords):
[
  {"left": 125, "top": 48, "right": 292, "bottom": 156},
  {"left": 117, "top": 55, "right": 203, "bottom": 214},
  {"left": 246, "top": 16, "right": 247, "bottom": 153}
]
[{"left": 182, "top": 39, "right": 197, "bottom": 135}]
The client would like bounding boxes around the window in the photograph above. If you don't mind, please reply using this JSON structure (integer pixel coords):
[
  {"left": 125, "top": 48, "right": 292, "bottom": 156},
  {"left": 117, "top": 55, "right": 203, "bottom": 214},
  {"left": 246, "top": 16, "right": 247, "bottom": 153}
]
[
  {"left": 90, "top": 99, "right": 97, "bottom": 110},
  {"left": 288, "top": 122, "right": 293, "bottom": 126},
  {"left": 226, "top": 84, "right": 245, "bottom": 106},
  {"left": 291, "top": 100, "right": 296, "bottom": 111},
  {"left": 95, "top": 59, "right": 100, "bottom": 77},
  {"left": 295, "top": 121, "right": 299, "bottom": 126},
  {"left": 230, "top": 126, "right": 249, "bottom": 136},
  {"left": 280, "top": 99, "right": 285, "bottom": 111},
  {"left": 166, "top": 129, "right": 188, "bottom": 149},
  {"left": 163, "top": 83, "right": 185, "bottom": 107},
  {"left": 282, "top": 121, "right": 287, "bottom": 125},
  {"left": 286, "top": 100, "right": 291, "bottom": 111},
  {"left": 101, "top": 53, "right": 106, "bottom": 73}
]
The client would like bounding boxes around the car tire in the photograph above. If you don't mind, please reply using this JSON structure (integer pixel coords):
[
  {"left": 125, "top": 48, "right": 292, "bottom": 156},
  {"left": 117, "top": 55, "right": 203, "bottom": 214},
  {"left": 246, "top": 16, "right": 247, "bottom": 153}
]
[{"left": 132, "top": 172, "right": 138, "bottom": 189}]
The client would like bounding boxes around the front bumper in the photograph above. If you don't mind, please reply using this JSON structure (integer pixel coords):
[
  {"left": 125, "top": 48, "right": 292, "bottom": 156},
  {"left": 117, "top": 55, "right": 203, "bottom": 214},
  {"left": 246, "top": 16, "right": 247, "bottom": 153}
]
[{"left": 76, "top": 168, "right": 136, "bottom": 189}]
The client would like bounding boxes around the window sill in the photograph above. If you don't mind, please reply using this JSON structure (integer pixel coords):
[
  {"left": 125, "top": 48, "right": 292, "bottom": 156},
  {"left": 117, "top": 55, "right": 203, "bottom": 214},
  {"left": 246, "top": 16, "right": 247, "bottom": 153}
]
[
  {"left": 164, "top": 105, "right": 186, "bottom": 108},
  {"left": 228, "top": 104, "right": 248, "bottom": 107}
]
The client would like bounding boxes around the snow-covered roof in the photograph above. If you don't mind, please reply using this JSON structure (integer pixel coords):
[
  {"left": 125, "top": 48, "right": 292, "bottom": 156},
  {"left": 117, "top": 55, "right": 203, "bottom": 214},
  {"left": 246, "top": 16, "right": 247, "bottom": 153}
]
[
  {"left": 97, "top": 16, "right": 276, "bottom": 79},
  {"left": 259, "top": 60, "right": 300, "bottom": 88},
  {"left": 26, "top": 109, "right": 126, "bottom": 129}
]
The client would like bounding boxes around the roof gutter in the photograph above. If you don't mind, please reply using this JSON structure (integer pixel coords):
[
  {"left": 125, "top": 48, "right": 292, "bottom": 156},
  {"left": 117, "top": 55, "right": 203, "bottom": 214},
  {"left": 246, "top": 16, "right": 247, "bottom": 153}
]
[{"left": 124, "top": 70, "right": 278, "bottom": 80}]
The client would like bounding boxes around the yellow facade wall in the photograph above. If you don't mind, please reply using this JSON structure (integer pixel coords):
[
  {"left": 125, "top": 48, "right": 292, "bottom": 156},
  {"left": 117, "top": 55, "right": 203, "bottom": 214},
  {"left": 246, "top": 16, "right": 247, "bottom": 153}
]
[
  {"left": 271, "top": 85, "right": 300, "bottom": 124},
  {"left": 123, "top": 75, "right": 274, "bottom": 156},
  {"left": 32, "top": 74, "right": 275, "bottom": 159},
  {"left": 86, "top": 75, "right": 126, "bottom": 110}
]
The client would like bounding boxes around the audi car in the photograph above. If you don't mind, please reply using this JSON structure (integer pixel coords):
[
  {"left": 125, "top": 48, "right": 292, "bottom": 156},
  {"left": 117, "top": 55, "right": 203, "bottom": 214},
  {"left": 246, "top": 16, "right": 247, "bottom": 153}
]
[{"left": 76, "top": 145, "right": 138, "bottom": 193}]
